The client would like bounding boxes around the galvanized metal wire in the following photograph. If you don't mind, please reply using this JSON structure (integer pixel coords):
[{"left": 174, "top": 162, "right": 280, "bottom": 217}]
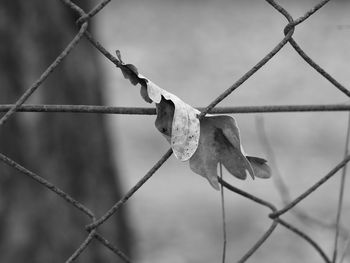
[{"left": 0, "top": 0, "right": 349, "bottom": 262}]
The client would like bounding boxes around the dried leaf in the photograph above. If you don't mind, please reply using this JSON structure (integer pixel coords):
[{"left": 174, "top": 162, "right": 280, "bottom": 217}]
[
  {"left": 140, "top": 84, "right": 152, "bottom": 103},
  {"left": 115, "top": 50, "right": 123, "bottom": 62},
  {"left": 155, "top": 97, "right": 174, "bottom": 141},
  {"left": 120, "top": 64, "right": 140, "bottom": 85},
  {"left": 246, "top": 156, "right": 271, "bottom": 179},
  {"left": 152, "top": 88, "right": 200, "bottom": 161},
  {"left": 115, "top": 51, "right": 200, "bottom": 161},
  {"left": 115, "top": 50, "right": 149, "bottom": 100},
  {"left": 189, "top": 115, "right": 270, "bottom": 190},
  {"left": 115, "top": 51, "right": 270, "bottom": 189}
]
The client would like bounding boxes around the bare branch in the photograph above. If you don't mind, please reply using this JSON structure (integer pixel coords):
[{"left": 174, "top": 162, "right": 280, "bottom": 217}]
[{"left": 332, "top": 112, "right": 350, "bottom": 262}]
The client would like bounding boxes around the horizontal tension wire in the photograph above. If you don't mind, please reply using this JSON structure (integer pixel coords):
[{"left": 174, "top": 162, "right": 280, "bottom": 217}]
[{"left": 0, "top": 104, "right": 349, "bottom": 115}]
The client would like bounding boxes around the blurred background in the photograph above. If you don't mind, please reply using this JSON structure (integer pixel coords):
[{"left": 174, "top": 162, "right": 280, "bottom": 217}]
[{"left": 1, "top": 0, "right": 350, "bottom": 262}]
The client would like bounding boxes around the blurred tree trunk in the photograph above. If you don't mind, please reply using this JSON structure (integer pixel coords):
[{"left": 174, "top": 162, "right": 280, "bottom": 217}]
[{"left": 0, "top": 1, "right": 132, "bottom": 262}]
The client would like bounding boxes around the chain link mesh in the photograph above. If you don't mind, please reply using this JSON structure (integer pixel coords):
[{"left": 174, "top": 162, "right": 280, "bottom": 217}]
[{"left": 0, "top": 0, "right": 349, "bottom": 262}]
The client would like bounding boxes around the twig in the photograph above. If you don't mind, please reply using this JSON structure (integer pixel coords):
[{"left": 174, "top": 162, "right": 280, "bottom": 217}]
[
  {"left": 255, "top": 116, "right": 292, "bottom": 205},
  {"left": 339, "top": 235, "right": 350, "bottom": 263},
  {"left": 219, "top": 163, "right": 227, "bottom": 263},
  {"left": 332, "top": 112, "right": 350, "bottom": 262}
]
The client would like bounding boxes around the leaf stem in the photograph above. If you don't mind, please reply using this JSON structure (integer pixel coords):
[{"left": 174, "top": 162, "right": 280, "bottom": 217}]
[{"left": 219, "top": 163, "right": 227, "bottom": 263}]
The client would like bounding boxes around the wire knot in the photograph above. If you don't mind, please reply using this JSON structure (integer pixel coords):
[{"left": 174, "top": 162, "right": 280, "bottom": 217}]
[{"left": 76, "top": 14, "right": 89, "bottom": 27}]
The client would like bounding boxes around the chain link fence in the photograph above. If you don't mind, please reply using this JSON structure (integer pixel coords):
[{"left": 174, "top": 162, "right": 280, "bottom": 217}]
[{"left": 0, "top": 0, "right": 349, "bottom": 262}]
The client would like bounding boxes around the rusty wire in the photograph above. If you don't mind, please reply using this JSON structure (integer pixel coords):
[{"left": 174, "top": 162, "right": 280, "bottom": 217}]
[
  {"left": 0, "top": 0, "right": 349, "bottom": 262},
  {"left": 1, "top": 103, "right": 350, "bottom": 114}
]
